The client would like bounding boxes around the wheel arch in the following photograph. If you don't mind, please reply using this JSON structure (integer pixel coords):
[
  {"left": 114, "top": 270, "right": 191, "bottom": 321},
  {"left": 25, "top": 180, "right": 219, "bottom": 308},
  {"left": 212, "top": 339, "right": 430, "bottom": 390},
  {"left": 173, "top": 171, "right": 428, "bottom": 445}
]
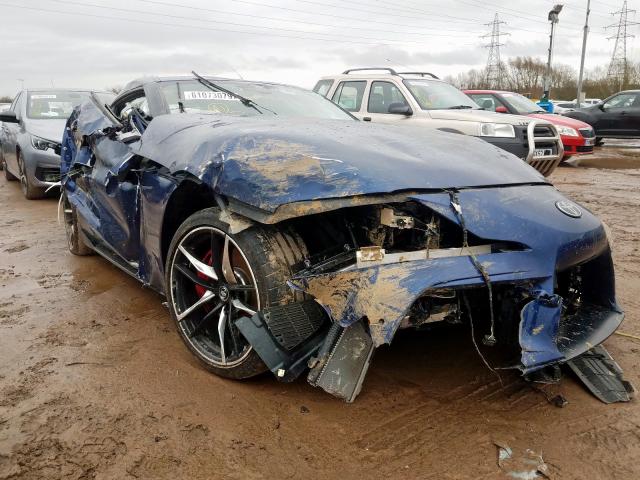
[{"left": 160, "top": 174, "right": 217, "bottom": 267}]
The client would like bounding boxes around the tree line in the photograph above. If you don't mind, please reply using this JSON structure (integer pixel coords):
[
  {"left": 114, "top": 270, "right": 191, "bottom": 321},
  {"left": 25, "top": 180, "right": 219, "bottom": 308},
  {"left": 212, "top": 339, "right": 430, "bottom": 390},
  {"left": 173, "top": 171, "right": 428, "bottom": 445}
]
[{"left": 444, "top": 56, "right": 640, "bottom": 101}]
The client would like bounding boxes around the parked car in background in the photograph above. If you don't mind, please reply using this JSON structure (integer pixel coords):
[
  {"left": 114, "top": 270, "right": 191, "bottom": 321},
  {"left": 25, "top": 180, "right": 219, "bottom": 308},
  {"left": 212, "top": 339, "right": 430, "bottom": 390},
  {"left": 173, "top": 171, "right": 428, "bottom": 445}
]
[
  {"left": 573, "top": 98, "right": 602, "bottom": 106},
  {"left": 0, "top": 89, "right": 114, "bottom": 198},
  {"left": 61, "top": 73, "right": 629, "bottom": 403},
  {"left": 465, "top": 90, "right": 596, "bottom": 159},
  {"left": 0, "top": 104, "right": 9, "bottom": 170},
  {"left": 563, "top": 90, "right": 640, "bottom": 144},
  {"left": 552, "top": 101, "right": 586, "bottom": 115},
  {"left": 314, "top": 68, "right": 563, "bottom": 176}
]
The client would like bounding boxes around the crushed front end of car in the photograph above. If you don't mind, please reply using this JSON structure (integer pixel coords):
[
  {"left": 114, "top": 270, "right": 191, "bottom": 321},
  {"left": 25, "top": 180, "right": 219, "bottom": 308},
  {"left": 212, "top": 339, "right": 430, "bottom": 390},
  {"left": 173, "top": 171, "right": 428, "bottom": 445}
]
[{"left": 233, "top": 186, "right": 630, "bottom": 403}]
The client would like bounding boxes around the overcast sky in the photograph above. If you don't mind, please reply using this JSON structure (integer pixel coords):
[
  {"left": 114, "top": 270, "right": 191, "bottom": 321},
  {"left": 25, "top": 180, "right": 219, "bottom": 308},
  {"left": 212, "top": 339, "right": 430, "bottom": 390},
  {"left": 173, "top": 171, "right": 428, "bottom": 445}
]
[{"left": 0, "top": 0, "right": 638, "bottom": 96}]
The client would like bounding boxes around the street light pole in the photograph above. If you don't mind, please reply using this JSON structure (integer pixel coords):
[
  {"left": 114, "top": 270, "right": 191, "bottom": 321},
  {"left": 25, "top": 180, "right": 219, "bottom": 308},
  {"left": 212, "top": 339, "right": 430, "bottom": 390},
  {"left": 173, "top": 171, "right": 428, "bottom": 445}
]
[
  {"left": 543, "top": 4, "right": 564, "bottom": 99},
  {"left": 576, "top": 0, "right": 591, "bottom": 105}
]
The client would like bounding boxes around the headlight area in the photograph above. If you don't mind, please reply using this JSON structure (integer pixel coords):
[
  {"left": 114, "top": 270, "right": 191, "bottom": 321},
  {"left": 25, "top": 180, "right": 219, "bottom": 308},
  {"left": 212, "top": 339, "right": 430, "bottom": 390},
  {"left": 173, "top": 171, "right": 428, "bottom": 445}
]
[
  {"left": 31, "top": 135, "right": 61, "bottom": 154},
  {"left": 555, "top": 126, "right": 579, "bottom": 137},
  {"left": 479, "top": 123, "right": 515, "bottom": 138}
]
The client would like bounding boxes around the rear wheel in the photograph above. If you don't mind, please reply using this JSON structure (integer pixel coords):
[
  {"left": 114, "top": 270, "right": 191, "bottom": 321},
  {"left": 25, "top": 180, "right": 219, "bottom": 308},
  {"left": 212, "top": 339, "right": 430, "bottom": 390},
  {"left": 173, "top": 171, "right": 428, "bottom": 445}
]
[
  {"left": 595, "top": 137, "right": 604, "bottom": 147},
  {"left": 62, "top": 192, "right": 93, "bottom": 256},
  {"left": 165, "top": 208, "right": 307, "bottom": 379},
  {"left": 18, "top": 151, "right": 45, "bottom": 199}
]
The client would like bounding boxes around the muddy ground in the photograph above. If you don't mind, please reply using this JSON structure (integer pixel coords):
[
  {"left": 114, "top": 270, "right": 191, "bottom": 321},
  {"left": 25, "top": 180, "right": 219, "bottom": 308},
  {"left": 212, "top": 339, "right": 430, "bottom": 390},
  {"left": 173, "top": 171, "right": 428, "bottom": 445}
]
[{"left": 1, "top": 145, "right": 639, "bottom": 479}]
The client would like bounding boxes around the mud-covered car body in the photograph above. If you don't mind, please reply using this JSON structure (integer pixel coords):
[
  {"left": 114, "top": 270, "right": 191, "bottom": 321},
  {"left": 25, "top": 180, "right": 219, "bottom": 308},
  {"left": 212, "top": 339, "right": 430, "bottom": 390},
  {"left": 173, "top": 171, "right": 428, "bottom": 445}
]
[{"left": 61, "top": 76, "right": 629, "bottom": 403}]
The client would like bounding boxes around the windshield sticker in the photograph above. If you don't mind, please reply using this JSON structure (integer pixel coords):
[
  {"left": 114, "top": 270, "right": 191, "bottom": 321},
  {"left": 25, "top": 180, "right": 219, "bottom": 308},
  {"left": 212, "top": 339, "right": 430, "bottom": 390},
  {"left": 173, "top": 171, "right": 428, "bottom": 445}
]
[
  {"left": 183, "top": 91, "right": 240, "bottom": 101},
  {"left": 31, "top": 94, "right": 57, "bottom": 99}
]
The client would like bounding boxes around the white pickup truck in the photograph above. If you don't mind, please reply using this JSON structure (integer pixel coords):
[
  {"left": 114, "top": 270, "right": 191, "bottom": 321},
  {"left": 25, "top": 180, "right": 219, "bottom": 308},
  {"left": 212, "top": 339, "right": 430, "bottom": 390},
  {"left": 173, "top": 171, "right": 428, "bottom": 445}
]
[{"left": 314, "top": 68, "right": 564, "bottom": 176}]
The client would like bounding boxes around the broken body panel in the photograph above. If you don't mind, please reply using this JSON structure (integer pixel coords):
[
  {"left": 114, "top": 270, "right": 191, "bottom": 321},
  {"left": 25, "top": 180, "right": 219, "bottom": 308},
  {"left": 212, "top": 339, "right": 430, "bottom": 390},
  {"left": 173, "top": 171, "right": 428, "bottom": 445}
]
[{"left": 61, "top": 89, "right": 627, "bottom": 403}]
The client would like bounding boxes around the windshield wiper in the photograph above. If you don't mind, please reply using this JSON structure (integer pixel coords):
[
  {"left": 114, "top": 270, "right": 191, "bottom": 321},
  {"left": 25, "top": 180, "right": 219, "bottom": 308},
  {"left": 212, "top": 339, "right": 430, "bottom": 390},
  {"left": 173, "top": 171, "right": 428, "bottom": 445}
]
[
  {"left": 191, "top": 70, "right": 276, "bottom": 115},
  {"left": 448, "top": 105, "right": 474, "bottom": 109}
]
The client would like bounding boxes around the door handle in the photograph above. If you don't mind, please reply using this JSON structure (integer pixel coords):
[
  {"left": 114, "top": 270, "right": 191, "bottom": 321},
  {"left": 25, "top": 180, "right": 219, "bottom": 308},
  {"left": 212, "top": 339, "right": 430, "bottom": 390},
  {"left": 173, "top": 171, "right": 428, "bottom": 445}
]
[{"left": 363, "top": 117, "right": 372, "bottom": 122}]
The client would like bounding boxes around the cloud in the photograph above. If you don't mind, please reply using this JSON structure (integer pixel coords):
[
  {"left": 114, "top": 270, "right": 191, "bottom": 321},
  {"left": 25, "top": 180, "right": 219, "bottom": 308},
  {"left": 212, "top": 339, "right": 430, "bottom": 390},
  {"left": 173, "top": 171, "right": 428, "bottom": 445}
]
[{"left": 0, "top": 0, "right": 636, "bottom": 96}]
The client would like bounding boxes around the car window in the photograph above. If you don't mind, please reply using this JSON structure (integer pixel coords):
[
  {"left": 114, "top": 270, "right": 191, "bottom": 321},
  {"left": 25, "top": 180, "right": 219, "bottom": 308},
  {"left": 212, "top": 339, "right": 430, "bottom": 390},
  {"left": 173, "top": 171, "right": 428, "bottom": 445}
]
[
  {"left": 367, "top": 81, "right": 408, "bottom": 113},
  {"left": 10, "top": 92, "right": 22, "bottom": 113},
  {"left": 403, "top": 79, "right": 478, "bottom": 110},
  {"left": 500, "top": 93, "right": 546, "bottom": 114},
  {"left": 313, "top": 80, "right": 334, "bottom": 97},
  {"left": 26, "top": 91, "right": 92, "bottom": 119},
  {"left": 159, "top": 80, "right": 353, "bottom": 120},
  {"left": 116, "top": 93, "right": 150, "bottom": 121},
  {"left": 603, "top": 93, "right": 637, "bottom": 109},
  {"left": 468, "top": 94, "right": 505, "bottom": 111},
  {"left": 331, "top": 81, "right": 366, "bottom": 112}
]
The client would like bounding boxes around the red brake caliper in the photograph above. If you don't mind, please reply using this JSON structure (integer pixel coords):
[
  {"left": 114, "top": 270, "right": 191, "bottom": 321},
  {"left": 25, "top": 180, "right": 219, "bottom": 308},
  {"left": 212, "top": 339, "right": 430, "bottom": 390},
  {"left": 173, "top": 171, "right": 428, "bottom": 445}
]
[{"left": 194, "top": 250, "right": 213, "bottom": 299}]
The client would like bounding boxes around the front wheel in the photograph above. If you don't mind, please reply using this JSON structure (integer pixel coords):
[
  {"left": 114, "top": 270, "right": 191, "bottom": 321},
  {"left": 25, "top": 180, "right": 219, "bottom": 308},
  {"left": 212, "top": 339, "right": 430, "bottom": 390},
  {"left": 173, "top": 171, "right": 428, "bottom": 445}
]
[
  {"left": 62, "top": 192, "right": 93, "bottom": 256},
  {"left": 165, "top": 208, "right": 307, "bottom": 379},
  {"left": 3, "top": 156, "right": 16, "bottom": 181},
  {"left": 18, "top": 151, "right": 45, "bottom": 199}
]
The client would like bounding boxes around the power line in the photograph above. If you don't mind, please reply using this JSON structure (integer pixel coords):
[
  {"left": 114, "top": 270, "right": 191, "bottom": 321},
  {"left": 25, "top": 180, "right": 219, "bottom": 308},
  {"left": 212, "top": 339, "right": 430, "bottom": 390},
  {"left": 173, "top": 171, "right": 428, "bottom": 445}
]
[
  {"left": 482, "top": 14, "right": 510, "bottom": 88},
  {"left": 131, "top": 0, "right": 485, "bottom": 37},
  {"left": 43, "top": 0, "right": 480, "bottom": 42},
  {"left": 606, "top": 1, "right": 639, "bottom": 90},
  {"left": 0, "top": 2, "right": 478, "bottom": 47}
]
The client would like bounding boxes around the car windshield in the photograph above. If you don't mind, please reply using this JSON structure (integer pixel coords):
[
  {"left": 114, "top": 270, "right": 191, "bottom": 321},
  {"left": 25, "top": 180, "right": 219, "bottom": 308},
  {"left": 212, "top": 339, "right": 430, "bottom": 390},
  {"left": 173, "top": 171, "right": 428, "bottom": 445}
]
[
  {"left": 501, "top": 93, "right": 546, "bottom": 114},
  {"left": 27, "top": 91, "right": 92, "bottom": 119},
  {"left": 160, "top": 80, "right": 353, "bottom": 120},
  {"left": 403, "top": 79, "right": 478, "bottom": 110}
]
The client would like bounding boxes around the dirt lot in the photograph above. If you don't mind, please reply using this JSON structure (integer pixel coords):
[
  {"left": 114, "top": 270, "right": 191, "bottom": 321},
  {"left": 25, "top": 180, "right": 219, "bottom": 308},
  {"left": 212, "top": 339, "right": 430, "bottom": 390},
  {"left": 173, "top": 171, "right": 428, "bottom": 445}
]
[{"left": 1, "top": 146, "right": 639, "bottom": 480}]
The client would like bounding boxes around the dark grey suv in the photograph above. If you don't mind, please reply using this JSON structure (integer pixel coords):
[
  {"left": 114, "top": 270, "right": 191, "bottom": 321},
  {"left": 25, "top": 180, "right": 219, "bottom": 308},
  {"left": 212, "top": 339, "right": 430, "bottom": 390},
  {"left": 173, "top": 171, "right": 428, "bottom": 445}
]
[{"left": 0, "top": 89, "right": 113, "bottom": 199}]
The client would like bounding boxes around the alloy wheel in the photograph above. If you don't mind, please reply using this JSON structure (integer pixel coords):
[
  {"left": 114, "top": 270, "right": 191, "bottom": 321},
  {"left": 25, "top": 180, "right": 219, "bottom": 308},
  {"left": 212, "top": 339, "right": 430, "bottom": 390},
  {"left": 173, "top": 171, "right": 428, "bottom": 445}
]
[
  {"left": 169, "top": 226, "right": 259, "bottom": 367},
  {"left": 18, "top": 156, "right": 28, "bottom": 196}
]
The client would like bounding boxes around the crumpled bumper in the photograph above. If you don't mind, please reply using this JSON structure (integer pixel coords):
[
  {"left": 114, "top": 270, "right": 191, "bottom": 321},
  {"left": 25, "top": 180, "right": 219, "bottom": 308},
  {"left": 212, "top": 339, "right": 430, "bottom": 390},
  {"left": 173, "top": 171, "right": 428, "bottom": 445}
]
[{"left": 519, "top": 292, "right": 623, "bottom": 372}]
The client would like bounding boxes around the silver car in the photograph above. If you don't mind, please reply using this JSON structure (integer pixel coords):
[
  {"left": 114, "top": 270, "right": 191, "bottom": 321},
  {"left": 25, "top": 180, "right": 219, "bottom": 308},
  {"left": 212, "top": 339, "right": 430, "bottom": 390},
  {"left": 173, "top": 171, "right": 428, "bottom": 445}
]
[{"left": 0, "top": 89, "right": 113, "bottom": 199}]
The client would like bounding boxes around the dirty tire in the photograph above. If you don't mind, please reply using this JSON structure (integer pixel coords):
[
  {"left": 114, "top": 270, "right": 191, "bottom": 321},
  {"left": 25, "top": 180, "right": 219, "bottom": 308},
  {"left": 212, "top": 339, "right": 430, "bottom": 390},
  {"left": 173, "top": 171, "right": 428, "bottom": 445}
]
[
  {"left": 165, "top": 207, "right": 307, "bottom": 380},
  {"left": 62, "top": 192, "right": 94, "bottom": 256},
  {"left": 3, "top": 156, "right": 16, "bottom": 181},
  {"left": 18, "top": 151, "right": 45, "bottom": 199}
]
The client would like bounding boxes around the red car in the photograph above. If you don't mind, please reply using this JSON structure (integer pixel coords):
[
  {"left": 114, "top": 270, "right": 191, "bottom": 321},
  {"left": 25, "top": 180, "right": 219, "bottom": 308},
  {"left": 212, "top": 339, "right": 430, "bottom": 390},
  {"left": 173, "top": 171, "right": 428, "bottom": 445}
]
[{"left": 465, "top": 90, "right": 595, "bottom": 159}]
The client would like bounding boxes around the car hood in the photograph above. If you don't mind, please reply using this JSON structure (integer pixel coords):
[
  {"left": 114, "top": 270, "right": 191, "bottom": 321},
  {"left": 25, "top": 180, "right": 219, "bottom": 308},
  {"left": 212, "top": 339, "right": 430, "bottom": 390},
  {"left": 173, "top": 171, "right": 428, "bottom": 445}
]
[
  {"left": 528, "top": 113, "right": 591, "bottom": 130},
  {"left": 135, "top": 114, "right": 546, "bottom": 212},
  {"left": 27, "top": 119, "right": 67, "bottom": 143},
  {"left": 427, "top": 108, "right": 538, "bottom": 126}
]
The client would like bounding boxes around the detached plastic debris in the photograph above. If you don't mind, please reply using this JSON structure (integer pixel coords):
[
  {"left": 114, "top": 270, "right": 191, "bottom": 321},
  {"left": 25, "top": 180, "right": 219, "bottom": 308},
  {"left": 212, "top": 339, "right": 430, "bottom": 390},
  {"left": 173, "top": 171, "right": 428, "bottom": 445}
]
[
  {"left": 567, "top": 344, "right": 635, "bottom": 403},
  {"left": 494, "top": 441, "right": 551, "bottom": 479}
]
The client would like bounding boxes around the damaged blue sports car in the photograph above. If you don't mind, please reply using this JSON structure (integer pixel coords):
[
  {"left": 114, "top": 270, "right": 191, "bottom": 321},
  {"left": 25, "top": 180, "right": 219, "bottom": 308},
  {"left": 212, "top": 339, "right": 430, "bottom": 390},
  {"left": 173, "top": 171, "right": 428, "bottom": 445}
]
[{"left": 60, "top": 74, "right": 633, "bottom": 403}]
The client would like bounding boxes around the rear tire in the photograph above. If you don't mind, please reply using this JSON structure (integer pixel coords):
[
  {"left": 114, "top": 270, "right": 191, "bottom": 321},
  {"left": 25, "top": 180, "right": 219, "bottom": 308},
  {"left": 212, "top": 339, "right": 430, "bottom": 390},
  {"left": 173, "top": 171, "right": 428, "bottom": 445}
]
[
  {"left": 595, "top": 137, "right": 604, "bottom": 147},
  {"left": 18, "top": 151, "right": 45, "bottom": 199},
  {"left": 165, "top": 207, "right": 307, "bottom": 380},
  {"left": 62, "top": 192, "right": 93, "bottom": 256}
]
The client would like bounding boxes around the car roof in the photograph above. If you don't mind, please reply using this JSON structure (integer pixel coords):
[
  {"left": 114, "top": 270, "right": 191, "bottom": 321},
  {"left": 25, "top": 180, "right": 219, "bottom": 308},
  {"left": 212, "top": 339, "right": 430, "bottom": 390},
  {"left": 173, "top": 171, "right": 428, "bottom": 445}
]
[
  {"left": 464, "top": 90, "right": 508, "bottom": 94},
  {"left": 122, "top": 75, "right": 288, "bottom": 92},
  {"left": 24, "top": 88, "right": 108, "bottom": 93},
  {"left": 318, "top": 68, "right": 443, "bottom": 83}
]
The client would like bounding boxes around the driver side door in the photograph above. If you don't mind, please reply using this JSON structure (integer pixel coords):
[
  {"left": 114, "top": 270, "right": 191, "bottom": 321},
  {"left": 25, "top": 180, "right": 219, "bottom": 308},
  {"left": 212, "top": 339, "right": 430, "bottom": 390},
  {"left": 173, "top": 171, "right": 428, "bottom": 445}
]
[
  {"left": 70, "top": 90, "right": 149, "bottom": 273},
  {"left": 596, "top": 93, "right": 639, "bottom": 136},
  {"left": 363, "top": 81, "right": 412, "bottom": 124}
]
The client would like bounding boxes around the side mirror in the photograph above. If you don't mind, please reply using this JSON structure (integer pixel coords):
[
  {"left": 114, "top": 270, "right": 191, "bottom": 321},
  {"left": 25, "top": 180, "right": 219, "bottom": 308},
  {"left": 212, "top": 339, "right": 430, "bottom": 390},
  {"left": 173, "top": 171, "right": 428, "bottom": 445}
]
[
  {"left": 495, "top": 106, "right": 508, "bottom": 113},
  {"left": 0, "top": 111, "right": 19, "bottom": 123},
  {"left": 598, "top": 104, "right": 605, "bottom": 111},
  {"left": 388, "top": 103, "right": 413, "bottom": 116}
]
